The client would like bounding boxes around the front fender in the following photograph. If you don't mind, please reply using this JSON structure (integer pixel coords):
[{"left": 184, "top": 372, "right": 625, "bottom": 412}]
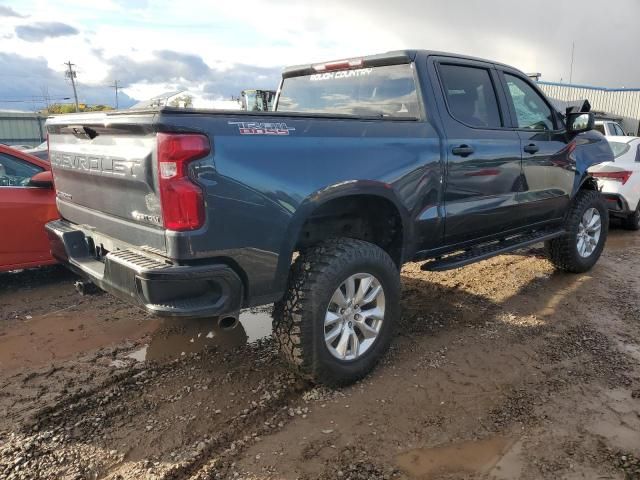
[{"left": 571, "top": 130, "right": 614, "bottom": 197}]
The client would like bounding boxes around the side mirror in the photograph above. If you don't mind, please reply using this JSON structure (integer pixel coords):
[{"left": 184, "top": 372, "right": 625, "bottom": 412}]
[
  {"left": 28, "top": 170, "right": 54, "bottom": 188},
  {"left": 566, "top": 112, "right": 595, "bottom": 134}
]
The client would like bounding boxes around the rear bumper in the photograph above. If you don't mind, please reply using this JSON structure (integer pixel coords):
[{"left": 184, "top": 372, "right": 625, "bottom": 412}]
[
  {"left": 45, "top": 219, "right": 243, "bottom": 318},
  {"left": 601, "top": 193, "right": 633, "bottom": 216}
]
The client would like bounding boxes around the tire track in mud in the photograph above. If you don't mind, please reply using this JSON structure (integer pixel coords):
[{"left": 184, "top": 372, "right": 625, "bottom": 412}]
[{"left": 2, "top": 336, "right": 314, "bottom": 479}]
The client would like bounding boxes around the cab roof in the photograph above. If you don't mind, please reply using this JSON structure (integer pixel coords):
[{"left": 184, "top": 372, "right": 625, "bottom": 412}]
[{"left": 282, "top": 49, "right": 517, "bottom": 78}]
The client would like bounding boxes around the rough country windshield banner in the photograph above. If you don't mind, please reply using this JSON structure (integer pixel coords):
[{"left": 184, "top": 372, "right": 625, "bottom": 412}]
[{"left": 309, "top": 68, "right": 373, "bottom": 81}]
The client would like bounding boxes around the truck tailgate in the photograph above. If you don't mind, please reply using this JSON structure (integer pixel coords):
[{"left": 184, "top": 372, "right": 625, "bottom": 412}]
[{"left": 47, "top": 111, "right": 166, "bottom": 252}]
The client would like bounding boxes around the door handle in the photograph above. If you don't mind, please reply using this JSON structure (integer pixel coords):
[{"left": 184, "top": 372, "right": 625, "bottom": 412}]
[
  {"left": 523, "top": 144, "right": 539, "bottom": 154},
  {"left": 452, "top": 145, "right": 474, "bottom": 157}
]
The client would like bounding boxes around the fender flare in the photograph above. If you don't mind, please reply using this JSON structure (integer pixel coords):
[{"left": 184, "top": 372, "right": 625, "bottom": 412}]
[
  {"left": 272, "top": 180, "right": 412, "bottom": 294},
  {"left": 573, "top": 173, "right": 598, "bottom": 198}
]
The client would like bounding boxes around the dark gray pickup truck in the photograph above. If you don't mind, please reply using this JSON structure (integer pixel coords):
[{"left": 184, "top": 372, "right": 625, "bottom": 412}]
[{"left": 45, "top": 50, "right": 613, "bottom": 385}]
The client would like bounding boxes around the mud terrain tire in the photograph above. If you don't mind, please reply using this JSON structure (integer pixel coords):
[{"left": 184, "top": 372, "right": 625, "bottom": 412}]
[
  {"left": 622, "top": 205, "right": 640, "bottom": 231},
  {"left": 545, "top": 190, "right": 609, "bottom": 273},
  {"left": 273, "top": 238, "right": 400, "bottom": 386}
]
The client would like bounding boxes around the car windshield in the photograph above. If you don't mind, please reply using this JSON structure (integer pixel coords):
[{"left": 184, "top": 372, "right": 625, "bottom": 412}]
[
  {"left": 277, "top": 63, "right": 420, "bottom": 119},
  {"left": 609, "top": 141, "right": 630, "bottom": 158}
]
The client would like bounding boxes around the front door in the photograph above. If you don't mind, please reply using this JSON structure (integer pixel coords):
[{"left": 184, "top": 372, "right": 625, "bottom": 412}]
[
  {"left": 433, "top": 59, "right": 524, "bottom": 245},
  {"left": 0, "top": 153, "right": 56, "bottom": 269},
  {"left": 498, "top": 71, "right": 574, "bottom": 226}
]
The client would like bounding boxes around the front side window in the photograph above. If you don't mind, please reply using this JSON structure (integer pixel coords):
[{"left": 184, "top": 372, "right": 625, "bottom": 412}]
[
  {"left": 277, "top": 63, "right": 420, "bottom": 118},
  {"left": 0, "top": 153, "right": 42, "bottom": 187},
  {"left": 438, "top": 64, "right": 502, "bottom": 128},
  {"left": 504, "top": 74, "right": 555, "bottom": 131}
]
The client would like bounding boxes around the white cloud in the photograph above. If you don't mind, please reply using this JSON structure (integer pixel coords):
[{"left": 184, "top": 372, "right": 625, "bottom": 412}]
[{"left": 0, "top": 0, "right": 638, "bottom": 110}]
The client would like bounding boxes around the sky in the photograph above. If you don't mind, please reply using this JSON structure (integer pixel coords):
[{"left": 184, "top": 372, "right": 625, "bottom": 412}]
[{"left": 0, "top": 0, "right": 638, "bottom": 111}]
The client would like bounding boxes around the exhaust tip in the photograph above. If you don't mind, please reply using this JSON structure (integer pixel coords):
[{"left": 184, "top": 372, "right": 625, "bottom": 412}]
[{"left": 218, "top": 316, "right": 239, "bottom": 331}]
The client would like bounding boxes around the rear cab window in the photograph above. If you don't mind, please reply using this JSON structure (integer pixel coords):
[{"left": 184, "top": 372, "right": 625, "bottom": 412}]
[{"left": 276, "top": 63, "right": 420, "bottom": 119}]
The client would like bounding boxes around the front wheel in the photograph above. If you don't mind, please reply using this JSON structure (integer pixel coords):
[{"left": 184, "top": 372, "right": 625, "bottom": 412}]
[
  {"left": 545, "top": 190, "right": 609, "bottom": 273},
  {"left": 273, "top": 238, "right": 400, "bottom": 386},
  {"left": 622, "top": 204, "right": 640, "bottom": 231}
]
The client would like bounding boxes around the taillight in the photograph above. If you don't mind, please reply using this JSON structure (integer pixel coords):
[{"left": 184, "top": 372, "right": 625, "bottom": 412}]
[
  {"left": 591, "top": 171, "right": 633, "bottom": 185},
  {"left": 157, "top": 133, "right": 210, "bottom": 231}
]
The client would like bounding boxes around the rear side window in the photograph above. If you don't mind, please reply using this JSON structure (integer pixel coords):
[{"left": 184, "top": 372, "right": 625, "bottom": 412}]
[
  {"left": 277, "top": 63, "right": 420, "bottom": 118},
  {"left": 504, "top": 74, "right": 555, "bottom": 131},
  {"left": 438, "top": 64, "right": 502, "bottom": 128},
  {"left": 613, "top": 123, "right": 625, "bottom": 136},
  {"left": 609, "top": 142, "right": 630, "bottom": 158},
  {"left": 0, "top": 153, "right": 43, "bottom": 187}
]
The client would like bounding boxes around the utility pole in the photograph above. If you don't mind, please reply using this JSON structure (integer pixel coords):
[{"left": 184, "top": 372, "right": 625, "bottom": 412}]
[
  {"left": 65, "top": 61, "right": 79, "bottom": 112},
  {"left": 110, "top": 80, "right": 121, "bottom": 109},
  {"left": 569, "top": 42, "right": 575, "bottom": 85}
]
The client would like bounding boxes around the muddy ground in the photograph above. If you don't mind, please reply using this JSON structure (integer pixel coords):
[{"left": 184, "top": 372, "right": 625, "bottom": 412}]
[{"left": 1, "top": 228, "right": 639, "bottom": 480}]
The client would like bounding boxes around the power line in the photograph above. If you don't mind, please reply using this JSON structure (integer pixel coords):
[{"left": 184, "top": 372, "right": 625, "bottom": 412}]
[
  {"left": 0, "top": 96, "right": 71, "bottom": 103},
  {"left": 65, "top": 61, "right": 79, "bottom": 112},
  {"left": 110, "top": 79, "right": 121, "bottom": 109}
]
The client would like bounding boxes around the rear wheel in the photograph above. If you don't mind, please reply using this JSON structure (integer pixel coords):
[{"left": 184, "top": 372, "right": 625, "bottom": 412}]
[
  {"left": 545, "top": 190, "right": 609, "bottom": 273},
  {"left": 622, "top": 204, "right": 640, "bottom": 231},
  {"left": 273, "top": 238, "right": 400, "bottom": 386}
]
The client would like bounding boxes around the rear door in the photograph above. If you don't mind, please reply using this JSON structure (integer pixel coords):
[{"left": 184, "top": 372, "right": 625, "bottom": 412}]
[
  {"left": 498, "top": 70, "right": 574, "bottom": 225},
  {"left": 0, "top": 152, "right": 57, "bottom": 268},
  {"left": 47, "top": 112, "right": 167, "bottom": 252},
  {"left": 431, "top": 58, "right": 524, "bottom": 244}
]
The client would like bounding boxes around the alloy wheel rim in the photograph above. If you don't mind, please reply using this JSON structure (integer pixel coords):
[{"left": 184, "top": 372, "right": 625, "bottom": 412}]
[
  {"left": 577, "top": 207, "right": 602, "bottom": 258},
  {"left": 324, "top": 273, "right": 385, "bottom": 361}
]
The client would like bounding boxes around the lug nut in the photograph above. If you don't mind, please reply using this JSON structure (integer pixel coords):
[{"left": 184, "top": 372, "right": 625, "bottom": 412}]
[{"left": 354, "top": 314, "right": 361, "bottom": 321}]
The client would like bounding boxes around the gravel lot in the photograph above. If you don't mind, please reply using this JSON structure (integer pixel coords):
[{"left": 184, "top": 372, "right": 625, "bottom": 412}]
[{"left": 1, "top": 228, "right": 639, "bottom": 480}]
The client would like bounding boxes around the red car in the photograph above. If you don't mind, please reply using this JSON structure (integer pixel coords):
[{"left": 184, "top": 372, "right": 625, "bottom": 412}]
[{"left": 0, "top": 145, "right": 58, "bottom": 272}]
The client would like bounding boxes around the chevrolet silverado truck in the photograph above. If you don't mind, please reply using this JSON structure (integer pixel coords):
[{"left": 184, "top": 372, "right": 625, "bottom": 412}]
[{"left": 45, "top": 50, "right": 614, "bottom": 386}]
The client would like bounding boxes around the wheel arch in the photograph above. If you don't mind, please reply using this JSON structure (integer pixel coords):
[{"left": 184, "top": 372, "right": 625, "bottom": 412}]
[
  {"left": 573, "top": 173, "right": 599, "bottom": 198},
  {"left": 273, "top": 181, "right": 411, "bottom": 296}
]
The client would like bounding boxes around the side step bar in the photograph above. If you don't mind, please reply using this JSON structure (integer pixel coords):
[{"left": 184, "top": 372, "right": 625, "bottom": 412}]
[{"left": 421, "top": 230, "right": 564, "bottom": 272}]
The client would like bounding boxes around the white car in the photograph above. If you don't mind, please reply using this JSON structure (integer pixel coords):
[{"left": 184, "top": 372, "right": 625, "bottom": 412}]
[
  {"left": 594, "top": 120, "right": 631, "bottom": 137},
  {"left": 589, "top": 136, "right": 640, "bottom": 230}
]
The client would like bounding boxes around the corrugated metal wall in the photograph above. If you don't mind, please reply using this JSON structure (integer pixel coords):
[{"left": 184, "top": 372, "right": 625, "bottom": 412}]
[
  {"left": 538, "top": 82, "right": 640, "bottom": 135},
  {"left": 0, "top": 111, "right": 46, "bottom": 146}
]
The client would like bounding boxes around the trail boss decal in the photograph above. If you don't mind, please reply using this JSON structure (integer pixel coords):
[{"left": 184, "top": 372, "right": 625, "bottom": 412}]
[{"left": 228, "top": 122, "right": 295, "bottom": 135}]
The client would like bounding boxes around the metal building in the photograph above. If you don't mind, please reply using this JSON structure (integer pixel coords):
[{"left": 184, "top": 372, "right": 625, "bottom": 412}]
[
  {"left": 537, "top": 82, "right": 640, "bottom": 136},
  {"left": 0, "top": 111, "right": 46, "bottom": 147}
]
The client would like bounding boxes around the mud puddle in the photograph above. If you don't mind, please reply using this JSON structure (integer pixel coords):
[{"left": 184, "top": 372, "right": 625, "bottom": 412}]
[
  {"left": 397, "top": 436, "right": 517, "bottom": 478},
  {"left": 126, "top": 308, "right": 273, "bottom": 362},
  {"left": 0, "top": 306, "right": 157, "bottom": 371}
]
